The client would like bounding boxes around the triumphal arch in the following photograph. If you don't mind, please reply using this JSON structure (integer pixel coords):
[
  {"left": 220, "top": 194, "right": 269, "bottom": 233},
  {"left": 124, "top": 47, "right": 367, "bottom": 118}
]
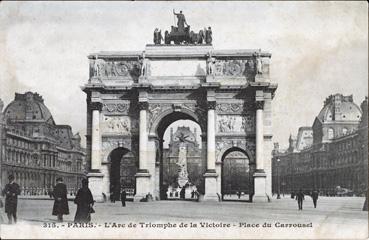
[{"left": 83, "top": 38, "right": 277, "bottom": 203}]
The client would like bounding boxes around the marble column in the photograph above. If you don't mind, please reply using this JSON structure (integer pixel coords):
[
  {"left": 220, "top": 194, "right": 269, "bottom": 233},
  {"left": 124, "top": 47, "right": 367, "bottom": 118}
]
[
  {"left": 253, "top": 100, "right": 268, "bottom": 202},
  {"left": 134, "top": 101, "right": 151, "bottom": 202},
  {"left": 207, "top": 102, "right": 216, "bottom": 171},
  {"left": 87, "top": 102, "right": 104, "bottom": 202},
  {"left": 203, "top": 101, "right": 219, "bottom": 201},
  {"left": 256, "top": 101, "right": 264, "bottom": 171},
  {"left": 91, "top": 107, "right": 101, "bottom": 170},
  {"left": 139, "top": 102, "right": 148, "bottom": 171}
]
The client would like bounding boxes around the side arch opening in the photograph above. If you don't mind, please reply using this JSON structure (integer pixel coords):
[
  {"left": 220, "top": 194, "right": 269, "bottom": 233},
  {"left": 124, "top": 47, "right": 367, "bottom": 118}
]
[
  {"left": 108, "top": 147, "right": 137, "bottom": 201},
  {"left": 221, "top": 147, "right": 252, "bottom": 202}
]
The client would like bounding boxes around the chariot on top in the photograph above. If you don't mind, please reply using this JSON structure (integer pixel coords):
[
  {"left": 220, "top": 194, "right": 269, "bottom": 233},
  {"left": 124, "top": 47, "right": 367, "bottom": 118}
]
[{"left": 153, "top": 10, "right": 213, "bottom": 45}]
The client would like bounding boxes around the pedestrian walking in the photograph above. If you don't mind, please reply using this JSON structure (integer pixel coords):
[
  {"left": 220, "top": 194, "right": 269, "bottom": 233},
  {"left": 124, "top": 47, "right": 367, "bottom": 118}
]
[
  {"left": 114, "top": 183, "right": 121, "bottom": 202},
  {"left": 0, "top": 196, "right": 4, "bottom": 223},
  {"left": 363, "top": 190, "right": 368, "bottom": 211},
  {"left": 237, "top": 191, "right": 241, "bottom": 199},
  {"left": 2, "top": 174, "right": 20, "bottom": 224},
  {"left": 52, "top": 177, "right": 69, "bottom": 222},
  {"left": 311, "top": 190, "right": 319, "bottom": 208},
  {"left": 110, "top": 184, "right": 115, "bottom": 203},
  {"left": 120, "top": 189, "right": 126, "bottom": 207},
  {"left": 74, "top": 179, "right": 94, "bottom": 223},
  {"left": 295, "top": 189, "right": 305, "bottom": 210},
  {"left": 180, "top": 187, "right": 186, "bottom": 199},
  {"left": 48, "top": 186, "right": 53, "bottom": 199}
]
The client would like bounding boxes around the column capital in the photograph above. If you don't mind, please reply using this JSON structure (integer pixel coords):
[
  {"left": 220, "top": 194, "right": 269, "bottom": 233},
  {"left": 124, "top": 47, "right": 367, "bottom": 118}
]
[
  {"left": 207, "top": 101, "right": 216, "bottom": 110},
  {"left": 90, "top": 102, "right": 102, "bottom": 111},
  {"left": 138, "top": 101, "right": 149, "bottom": 111},
  {"left": 255, "top": 101, "right": 264, "bottom": 110}
]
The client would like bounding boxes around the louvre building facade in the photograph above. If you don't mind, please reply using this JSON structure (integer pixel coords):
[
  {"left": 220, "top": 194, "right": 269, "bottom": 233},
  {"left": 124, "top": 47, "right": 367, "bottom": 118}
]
[
  {"left": 272, "top": 94, "right": 368, "bottom": 195},
  {"left": 0, "top": 92, "right": 86, "bottom": 195}
]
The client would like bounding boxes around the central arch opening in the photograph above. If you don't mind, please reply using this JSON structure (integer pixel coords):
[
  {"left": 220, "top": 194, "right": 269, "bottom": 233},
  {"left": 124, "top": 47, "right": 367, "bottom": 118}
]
[
  {"left": 155, "top": 111, "right": 206, "bottom": 200},
  {"left": 109, "top": 147, "right": 137, "bottom": 201}
]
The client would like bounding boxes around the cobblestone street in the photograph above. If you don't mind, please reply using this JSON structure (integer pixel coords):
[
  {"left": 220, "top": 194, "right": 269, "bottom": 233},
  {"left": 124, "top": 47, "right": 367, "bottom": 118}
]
[{"left": 1, "top": 196, "right": 367, "bottom": 239}]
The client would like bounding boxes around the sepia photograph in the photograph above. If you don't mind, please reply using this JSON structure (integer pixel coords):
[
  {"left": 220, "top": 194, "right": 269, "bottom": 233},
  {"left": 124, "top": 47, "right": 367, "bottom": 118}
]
[{"left": 0, "top": 1, "right": 367, "bottom": 239}]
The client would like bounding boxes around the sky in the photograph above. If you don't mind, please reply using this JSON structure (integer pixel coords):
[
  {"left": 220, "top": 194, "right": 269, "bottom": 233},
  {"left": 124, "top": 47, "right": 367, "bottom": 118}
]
[{"left": 0, "top": 1, "right": 367, "bottom": 149}]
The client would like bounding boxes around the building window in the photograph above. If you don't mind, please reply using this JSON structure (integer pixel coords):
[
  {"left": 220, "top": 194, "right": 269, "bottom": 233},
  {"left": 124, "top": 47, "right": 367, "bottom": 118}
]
[
  {"left": 342, "top": 128, "right": 348, "bottom": 135},
  {"left": 328, "top": 128, "right": 334, "bottom": 140}
]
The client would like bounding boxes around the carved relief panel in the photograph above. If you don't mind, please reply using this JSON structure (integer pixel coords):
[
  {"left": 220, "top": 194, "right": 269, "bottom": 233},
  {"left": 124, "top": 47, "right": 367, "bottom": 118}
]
[
  {"left": 91, "top": 59, "right": 141, "bottom": 79},
  {"left": 216, "top": 103, "right": 243, "bottom": 114},
  {"left": 101, "top": 116, "right": 131, "bottom": 135},
  {"left": 216, "top": 103, "right": 255, "bottom": 133},
  {"left": 217, "top": 115, "right": 255, "bottom": 133},
  {"left": 210, "top": 58, "right": 270, "bottom": 81},
  {"left": 212, "top": 59, "right": 260, "bottom": 77},
  {"left": 102, "top": 103, "right": 130, "bottom": 115},
  {"left": 213, "top": 60, "right": 246, "bottom": 76}
]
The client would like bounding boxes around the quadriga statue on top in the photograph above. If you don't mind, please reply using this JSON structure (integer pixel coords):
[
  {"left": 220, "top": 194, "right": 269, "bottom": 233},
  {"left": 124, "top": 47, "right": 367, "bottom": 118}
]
[{"left": 153, "top": 10, "right": 213, "bottom": 45}]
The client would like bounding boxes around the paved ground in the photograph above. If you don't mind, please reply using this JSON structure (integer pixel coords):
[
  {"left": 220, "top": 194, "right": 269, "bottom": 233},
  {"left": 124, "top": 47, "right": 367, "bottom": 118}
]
[{"left": 0, "top": 196, "right": 367, "bottom": 239}]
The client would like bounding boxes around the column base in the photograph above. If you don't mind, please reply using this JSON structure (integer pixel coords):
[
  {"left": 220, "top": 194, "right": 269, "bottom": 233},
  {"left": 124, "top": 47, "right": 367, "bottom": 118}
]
[
  {"left": 203, "top": 171, "right": 220, "bottom": 202},
  {"left": 252, "top": 195, "right": 269, "bottom": 203},
  {"left": 253, "top": 172, "right": 269, "bottom": 203},
  {"left": 87, "top": 172, "right": 105, "bottom": 203},
  {"left": 134, "top": 170, "right": 151, "bottom": 202}
]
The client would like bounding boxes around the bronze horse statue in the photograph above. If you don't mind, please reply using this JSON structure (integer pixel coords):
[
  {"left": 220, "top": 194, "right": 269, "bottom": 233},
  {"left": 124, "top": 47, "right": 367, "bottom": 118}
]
[
  {"left": 164, "top": 26, "right": 205, "bottom": 44},
  {"left": 189, "top": 30, "right": 205, "bottom": 44}
]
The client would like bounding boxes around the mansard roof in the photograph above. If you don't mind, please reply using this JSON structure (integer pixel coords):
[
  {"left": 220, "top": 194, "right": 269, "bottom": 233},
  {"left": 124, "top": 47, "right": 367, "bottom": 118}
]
[
  {"left": 3, "top": 92, "right": 55, "bottom": 124},
  {"left": 2, "top": 92, "right": 84, "bottom": 152},
  {"left": 317, "top": 93, "right": 362, "bottom": 123}
]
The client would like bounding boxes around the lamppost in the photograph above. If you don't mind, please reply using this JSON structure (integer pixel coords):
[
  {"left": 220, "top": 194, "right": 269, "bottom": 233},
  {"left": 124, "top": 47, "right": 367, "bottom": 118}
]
[{"left": 277, "top": 158, "right": 281, "bottom": 199}]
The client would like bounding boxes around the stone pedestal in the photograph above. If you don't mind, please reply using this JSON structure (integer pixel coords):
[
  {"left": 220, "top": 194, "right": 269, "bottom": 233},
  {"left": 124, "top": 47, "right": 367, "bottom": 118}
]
[
  {"left": 206, "top": 75, "right": 215, "bottom": 83},
  {"left": 100, "top": 164, "right": 110, "bottom": 200},
  {"left": 203, "top": 171, "right": 219, "bottom": 201},
  {"left": 255, "top": 74, "right": 267, "bottom": 82},
  {"left": 145, "top": 44, "right": 214, "bottom": 56},
  {"left": 139, "top": 76, "right": 149, "bottom": 84},
  {"left": 87, "top": 172, "right": 104, "bottom": 203},
  {"left": 133, "top": 171, "right": 151, "bottom": 202},
  {"left": 252, "top": 171, "right": 268, "bottom": 202}
]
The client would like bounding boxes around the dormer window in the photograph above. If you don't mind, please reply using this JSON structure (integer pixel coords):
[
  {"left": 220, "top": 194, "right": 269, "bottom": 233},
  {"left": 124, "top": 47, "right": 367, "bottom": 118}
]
[
  {"left": 328, "top": 128, "right": 334, "bottom": 140},
  {"left": 342, "top": 128, "right": 348, "bottom": 135}
]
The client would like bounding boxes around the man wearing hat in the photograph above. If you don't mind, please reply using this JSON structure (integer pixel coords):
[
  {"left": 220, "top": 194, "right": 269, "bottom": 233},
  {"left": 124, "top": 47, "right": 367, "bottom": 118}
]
[
  {"left": 52, "top": 177, "right": 69, "bottom": 222},
  {"left": 1, "top": 174, "right": 21, "bottom": 224}
]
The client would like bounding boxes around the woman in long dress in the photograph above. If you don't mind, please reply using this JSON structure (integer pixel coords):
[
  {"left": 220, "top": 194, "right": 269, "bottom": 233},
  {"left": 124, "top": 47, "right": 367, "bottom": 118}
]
[{"left": 74, "top": 179, "right": 94, "bottom": 223}]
